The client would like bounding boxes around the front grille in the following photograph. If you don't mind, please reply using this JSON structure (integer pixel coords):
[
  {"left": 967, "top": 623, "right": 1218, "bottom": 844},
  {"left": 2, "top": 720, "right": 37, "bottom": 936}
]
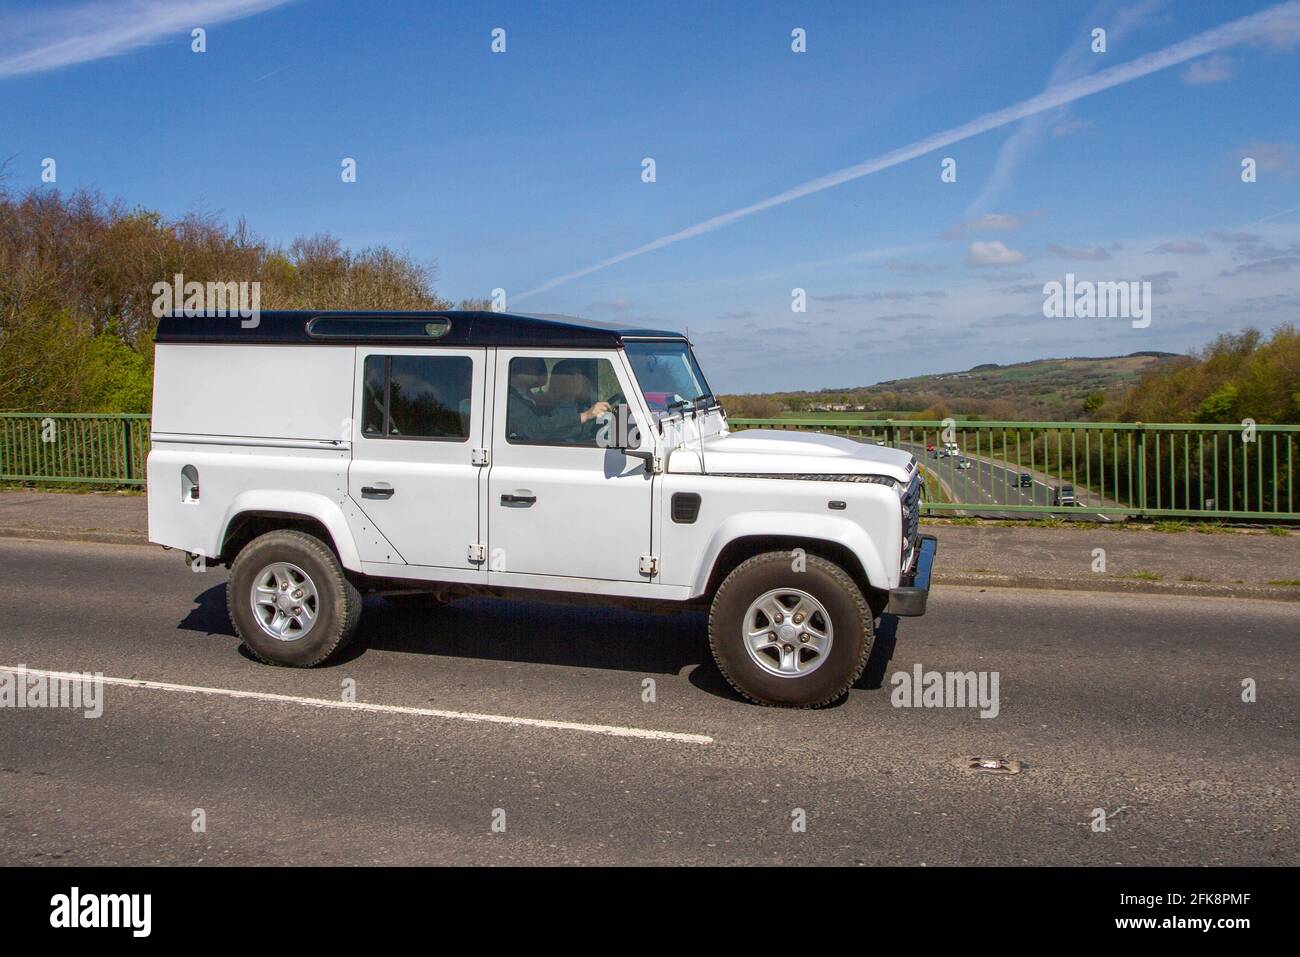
[{"left": 900, "top": 473, "right": 922, "bottom": 570}]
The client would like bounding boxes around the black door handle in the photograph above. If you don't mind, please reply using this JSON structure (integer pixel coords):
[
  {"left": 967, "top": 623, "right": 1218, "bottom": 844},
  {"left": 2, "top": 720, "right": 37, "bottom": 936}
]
[
  {"left": 500, "top": 493, "right": 536, "bottom": 506},
  {"left": 361, "top": 486, "right": 395, "bottom": 499}
]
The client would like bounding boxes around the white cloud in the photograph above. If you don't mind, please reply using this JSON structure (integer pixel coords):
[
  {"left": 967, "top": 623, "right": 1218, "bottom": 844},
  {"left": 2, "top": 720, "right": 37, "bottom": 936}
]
[
  {"left": 1151, "top": 240, "right": 1211, "bottom": 255},
  {"left": 965, "top": 241, "right": 1028, "bottom": 267},
  {"left": 967, "top": 214, "right": 1022, "bottom": 231},
  {"left": 584, "top": 298, "right": 633, "bottom": 312},
  {"left": 1222, "top": 256, "right": 1300, "bottom": 275},
  {"left": 0, "top": 0, "right": 295, "bottom": 78},
  {"left": 1047, "top": 243, "right": 1114, "bottom": 260},
  {"left": 874, "top": 312, "right": 935, "bottom": 322},
  {"left": 942, "top": 213, "right": 1024, "bottom": 239},
  {"left": 1140, "top": 270, "right": 1179, "bottom": 294},
  {"left": 1050, "top": 116, "right": 1098, "bottom": 137},
  {"left": 1256, "top": 10, "right": 1300, "bottom": 48},
  {"left": 1240, "top": 140, "right": 1300, "bottom": 178},
  {"left": 1182, "top": 53, "right": 1233, "bottom": 84},
  {"left": 882, "top": 260, "right": 950, "bottom": 275}
]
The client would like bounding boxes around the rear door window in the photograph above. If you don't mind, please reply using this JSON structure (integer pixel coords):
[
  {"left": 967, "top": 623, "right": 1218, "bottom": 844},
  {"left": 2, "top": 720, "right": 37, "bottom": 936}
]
[{"left": 362, "top": 354, "right": 472, "bottom": 440}]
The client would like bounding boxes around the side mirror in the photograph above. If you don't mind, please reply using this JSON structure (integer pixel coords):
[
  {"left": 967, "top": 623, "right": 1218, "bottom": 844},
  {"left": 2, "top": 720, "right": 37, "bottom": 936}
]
[{"left": 623, "top": 447, "right": 659, "bottom": 473}]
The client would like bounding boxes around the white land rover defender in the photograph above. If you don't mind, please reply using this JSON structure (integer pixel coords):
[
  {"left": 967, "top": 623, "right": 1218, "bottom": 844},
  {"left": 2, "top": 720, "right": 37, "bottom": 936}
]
[{"left": 148, "top": 311, "right": 935, "bottom": 707}]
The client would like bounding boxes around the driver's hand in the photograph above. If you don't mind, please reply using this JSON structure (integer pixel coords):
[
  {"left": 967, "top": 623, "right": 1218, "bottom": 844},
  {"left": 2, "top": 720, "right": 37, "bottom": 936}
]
[{"left": 580, "top": 400, "right": 612, "bottom": 424}]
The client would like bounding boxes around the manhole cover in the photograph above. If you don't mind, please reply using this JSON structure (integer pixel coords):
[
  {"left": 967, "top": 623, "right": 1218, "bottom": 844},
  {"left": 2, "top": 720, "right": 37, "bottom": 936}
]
[{"left": 963, "top": 756, "right": 1023, "bottom": 775}]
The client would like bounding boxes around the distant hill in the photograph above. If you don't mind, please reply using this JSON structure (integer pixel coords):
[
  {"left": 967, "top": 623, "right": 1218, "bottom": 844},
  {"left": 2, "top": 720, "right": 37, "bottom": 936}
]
[{"left": 724, "top": 352, "right": 1186, "bottom": 420}]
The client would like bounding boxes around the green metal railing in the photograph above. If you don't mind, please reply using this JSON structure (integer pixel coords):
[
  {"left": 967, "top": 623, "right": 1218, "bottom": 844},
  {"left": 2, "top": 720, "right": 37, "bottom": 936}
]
[
  {"left": 2, "top": 412, "right": 1297, "bottom": 519},
  {"left": 731, "top": 418, "right": 1300, "bottom": 520},
  {"left": 0, "top": 413, "right": 150, "bottom": 485}
]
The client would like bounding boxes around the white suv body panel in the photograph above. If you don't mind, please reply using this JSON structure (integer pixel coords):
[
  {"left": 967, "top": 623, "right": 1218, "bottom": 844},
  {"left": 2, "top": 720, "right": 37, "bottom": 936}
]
[
  {"left": 693, "top": 429, "right": 915, "bottom": 483},
  {"left": 659, "top": 474, "right": 902, "bottom": 595},
  {"left": 346, "top": 344, "right": 487, "bottom": 573},
  {"left": 147, "top": 439, "right": 364, "bottom": 568},
  {"left": 485, "top": 347, "right": 655, "bottom": 584}
]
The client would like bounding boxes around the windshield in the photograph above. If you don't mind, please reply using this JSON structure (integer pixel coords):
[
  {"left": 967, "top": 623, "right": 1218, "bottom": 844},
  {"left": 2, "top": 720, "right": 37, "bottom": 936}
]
[{"left": 623, "top": 340, "right": 714, "bottom": 415}]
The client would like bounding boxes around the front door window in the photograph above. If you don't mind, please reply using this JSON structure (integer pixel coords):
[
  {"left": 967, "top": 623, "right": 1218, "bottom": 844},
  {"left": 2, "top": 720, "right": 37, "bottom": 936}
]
[{"left": 504, "top": 356, "right": 624, "bottom": 446}]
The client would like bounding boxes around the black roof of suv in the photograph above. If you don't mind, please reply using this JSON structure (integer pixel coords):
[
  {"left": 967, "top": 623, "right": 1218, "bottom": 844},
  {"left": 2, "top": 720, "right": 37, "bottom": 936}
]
[{"left": 155, "top": 310, "right": 688, "bottom": 349}]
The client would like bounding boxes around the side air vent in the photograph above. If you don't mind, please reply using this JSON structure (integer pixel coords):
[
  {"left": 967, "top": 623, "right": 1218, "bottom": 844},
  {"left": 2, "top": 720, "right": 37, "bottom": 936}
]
[{"left": 671, "top": 492, "right": 702, "bottom": 524}]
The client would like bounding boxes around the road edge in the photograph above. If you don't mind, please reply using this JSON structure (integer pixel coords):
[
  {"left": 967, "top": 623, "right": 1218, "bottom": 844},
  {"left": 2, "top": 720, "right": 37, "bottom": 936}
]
[
  {"left": 1, "top": 524, "right": 1297, "bottom": 603},
  {"left": 0, "top": 525, "right": 149, "bottom": 547},
  {"left": 933, "top": 571, "right": 1300, "bottom": 602}
]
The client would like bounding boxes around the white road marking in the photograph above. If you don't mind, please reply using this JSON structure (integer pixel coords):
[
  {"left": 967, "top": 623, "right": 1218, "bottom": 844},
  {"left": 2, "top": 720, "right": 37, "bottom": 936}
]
[{"left": 0, "top": 665, "right": 713, "bottom": 746}]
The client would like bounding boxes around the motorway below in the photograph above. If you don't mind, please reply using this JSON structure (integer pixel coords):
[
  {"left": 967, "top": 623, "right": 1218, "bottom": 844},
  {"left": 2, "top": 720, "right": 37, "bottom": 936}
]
[
  {"left": 0, "top": 537, "right": 1295, "bottom": 865},
  {"left": 896, "top": 439, "right": 1102, "bottom": 518}
]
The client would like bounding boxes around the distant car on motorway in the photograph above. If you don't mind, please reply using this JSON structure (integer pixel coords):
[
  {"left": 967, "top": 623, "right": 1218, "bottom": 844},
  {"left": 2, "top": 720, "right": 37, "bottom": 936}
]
[
  {"left": 1018, "top": 473, "right": 1033, "bottom": 488},
  {"left": 925, "top": 443, "right": 935, "bottom": 452},
  {"left": 1053, "top": 484, "right": 1076, "bottom": 506},
  {"left": 956, "top": 458, "right": 973, "bottom": 470}
]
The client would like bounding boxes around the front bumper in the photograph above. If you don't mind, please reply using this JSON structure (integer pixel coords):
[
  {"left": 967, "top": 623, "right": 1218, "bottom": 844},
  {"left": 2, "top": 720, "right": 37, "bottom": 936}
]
[{"left": 887, "top": 533, "right": 937, "bottom": 617}]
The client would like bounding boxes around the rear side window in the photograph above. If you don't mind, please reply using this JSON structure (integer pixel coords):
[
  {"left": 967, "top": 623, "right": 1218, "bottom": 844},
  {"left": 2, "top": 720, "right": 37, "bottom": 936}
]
[{"left": 362, "top": 354, "right": 472, "bottom": 440}]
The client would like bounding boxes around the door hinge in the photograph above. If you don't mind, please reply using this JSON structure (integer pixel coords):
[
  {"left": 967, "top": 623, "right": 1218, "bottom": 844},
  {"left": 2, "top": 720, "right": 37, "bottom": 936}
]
[
  {"left": 471, "top": 448, "right": 490, "bottom": 466},
  {"left": 639, "top": 554, "right": 659, "bottom": 576},
  {"left": 468, "top": 543, "right": 486, "bottom": 564}
]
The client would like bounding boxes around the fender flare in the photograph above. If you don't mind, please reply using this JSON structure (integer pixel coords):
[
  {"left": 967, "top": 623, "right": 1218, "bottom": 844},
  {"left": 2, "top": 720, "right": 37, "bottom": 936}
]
[
  {"left": 691, "top": 511, "right": 891, "bottom": 598},
  {"left": 219, "top": 490, "right": 362, "bottom": 571}
]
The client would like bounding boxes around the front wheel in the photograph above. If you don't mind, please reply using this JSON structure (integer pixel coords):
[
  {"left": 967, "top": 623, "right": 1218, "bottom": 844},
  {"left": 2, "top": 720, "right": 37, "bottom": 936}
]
[
  {"left": 708, "top": 552, "right": 873, "bottom": 707},
  {"left": 227, "top": 530, "right": 363, "bottom": 667}
]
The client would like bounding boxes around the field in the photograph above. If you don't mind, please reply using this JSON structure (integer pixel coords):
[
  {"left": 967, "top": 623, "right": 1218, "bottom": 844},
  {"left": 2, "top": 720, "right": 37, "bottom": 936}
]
[{"left": 738, "top": 352, "right": 1184, "bottom": 421}]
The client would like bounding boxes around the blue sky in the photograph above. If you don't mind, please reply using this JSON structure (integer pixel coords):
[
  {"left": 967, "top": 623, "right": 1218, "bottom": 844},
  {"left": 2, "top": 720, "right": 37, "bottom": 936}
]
[{"left": 3, "top": 0, "right": 1299, "bottom": 392}]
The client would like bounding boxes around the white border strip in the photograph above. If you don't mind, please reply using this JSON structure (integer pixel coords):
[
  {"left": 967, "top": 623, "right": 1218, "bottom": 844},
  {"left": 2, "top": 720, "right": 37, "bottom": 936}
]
[
  {"left": 150, "top": 432, "right": 348, "bottom": 451},
  {"left": 0, "top": 666, "right": 713, "bottom": 745}
]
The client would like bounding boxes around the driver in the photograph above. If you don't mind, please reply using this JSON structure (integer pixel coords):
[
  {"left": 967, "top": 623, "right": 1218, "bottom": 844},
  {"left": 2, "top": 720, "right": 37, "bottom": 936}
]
[{"left": 507, "top": 358, "right": 610, "bottom": 443}]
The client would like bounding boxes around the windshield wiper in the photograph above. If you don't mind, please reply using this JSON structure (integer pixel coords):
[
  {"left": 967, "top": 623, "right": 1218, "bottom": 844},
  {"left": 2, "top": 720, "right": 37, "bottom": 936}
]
[{"left": 665, "top": 394, "right": 716, "bottom": 416}]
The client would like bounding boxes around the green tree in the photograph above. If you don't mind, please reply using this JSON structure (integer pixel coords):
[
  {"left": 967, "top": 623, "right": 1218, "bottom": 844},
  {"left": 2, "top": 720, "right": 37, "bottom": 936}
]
[
  {"left": 1, "top": 185, "right": 453, "bottom": 412},
  {"left": 1196, "top": 383, "right": 1238, "bottom": 423}
]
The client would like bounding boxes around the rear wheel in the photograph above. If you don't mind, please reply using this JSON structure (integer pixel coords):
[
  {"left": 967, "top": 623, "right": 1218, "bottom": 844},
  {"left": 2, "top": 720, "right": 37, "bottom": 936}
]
[
  {"left": 708, "top": 552, "right": 873, "bottom": 707},
  {"left": 227, "top": 530, "right": 362, "bottom": 667}
]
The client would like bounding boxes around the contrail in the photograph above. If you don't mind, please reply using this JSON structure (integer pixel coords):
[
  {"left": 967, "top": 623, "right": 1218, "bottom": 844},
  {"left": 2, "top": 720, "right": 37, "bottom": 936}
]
[
  {"left": 1251, "top": 203, "right": 1300, "bottom": 224},
  {"left": 516, "top": 1, "right": 1300, "bottom": 302},
  {"left": 0, "top": 0, "right": 296, "bottom": 79}
]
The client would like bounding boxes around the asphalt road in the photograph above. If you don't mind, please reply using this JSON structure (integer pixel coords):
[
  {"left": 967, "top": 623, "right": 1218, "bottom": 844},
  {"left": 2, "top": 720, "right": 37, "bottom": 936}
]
[{"left": 0, "top": 537, "right": 1295, "bottom": 865}]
